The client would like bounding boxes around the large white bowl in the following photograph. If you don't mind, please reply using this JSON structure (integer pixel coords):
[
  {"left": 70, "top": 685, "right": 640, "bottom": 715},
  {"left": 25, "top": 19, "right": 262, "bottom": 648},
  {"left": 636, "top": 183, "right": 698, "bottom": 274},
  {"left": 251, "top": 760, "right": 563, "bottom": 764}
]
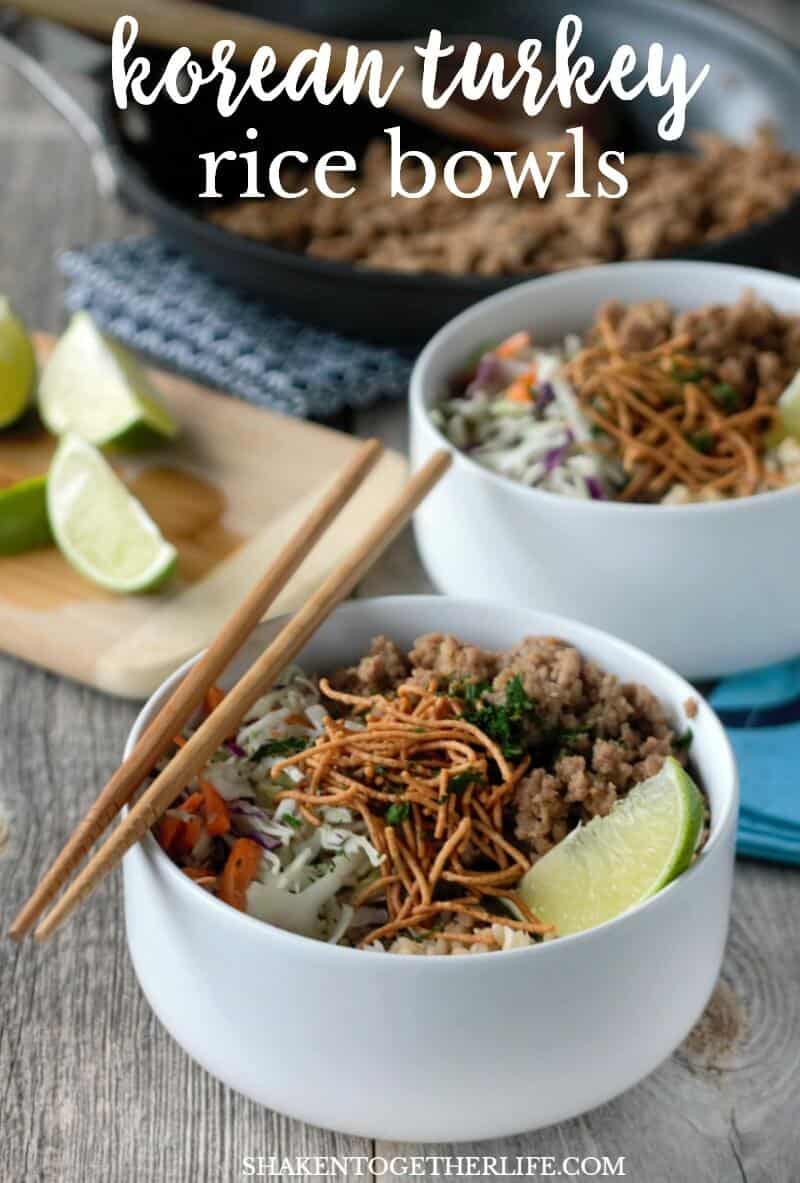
[
  {"left": 410, "top": 261, "right": 800, "bottom": 678},
  {"left": 123, "top": 597, "right": 737, "bottom": 1141}
]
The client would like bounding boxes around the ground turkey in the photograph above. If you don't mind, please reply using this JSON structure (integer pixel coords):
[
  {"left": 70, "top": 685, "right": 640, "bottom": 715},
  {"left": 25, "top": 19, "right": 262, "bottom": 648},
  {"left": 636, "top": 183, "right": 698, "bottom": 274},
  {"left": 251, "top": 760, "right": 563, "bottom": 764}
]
[
  {"left": 408, "top": 632, "right": 500, "bottom": 685},
  {"left": 504, "top": 639, "right": 681, "bottom": 855},
  {"left": 594, "top": 292, "right": 800, "bottom": 403},
  {"left": 328, "top": 635, "right": 410, "bottom": 697}
]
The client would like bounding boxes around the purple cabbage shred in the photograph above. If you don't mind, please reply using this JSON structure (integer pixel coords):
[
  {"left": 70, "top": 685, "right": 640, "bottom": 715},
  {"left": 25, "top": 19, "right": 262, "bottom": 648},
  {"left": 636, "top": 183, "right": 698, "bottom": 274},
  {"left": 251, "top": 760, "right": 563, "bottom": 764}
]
[
  {"left": 466, "top": 355, "right": 502, "bottom": 396},
  {"left": 535, "top": 382, "right": 555, "bottom": 415},
  {"left": 544, "top": 430, "right": 575, "bottom": 473},
  {"left": 245, "top": 831, "right": 282, "bottom": 852}
]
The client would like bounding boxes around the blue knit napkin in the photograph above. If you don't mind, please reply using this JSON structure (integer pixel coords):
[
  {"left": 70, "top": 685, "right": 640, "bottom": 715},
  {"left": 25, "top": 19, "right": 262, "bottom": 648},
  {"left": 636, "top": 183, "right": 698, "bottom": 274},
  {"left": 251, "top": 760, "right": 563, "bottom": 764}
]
[
  {"left": 59, "top": 237, "right": 412, "bottom": 418},
  {"left": 710, "top": 659, "right": 800, "bottom": 864}
]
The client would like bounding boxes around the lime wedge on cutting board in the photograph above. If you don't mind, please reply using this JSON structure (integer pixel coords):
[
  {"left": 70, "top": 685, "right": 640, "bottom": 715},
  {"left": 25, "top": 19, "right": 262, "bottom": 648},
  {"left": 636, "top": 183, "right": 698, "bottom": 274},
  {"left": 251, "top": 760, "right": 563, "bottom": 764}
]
[
  {"left": 48, "top": 433, "right": 177, "bottom": 593},
  {"left": 0, "top": 296, "right": 36, "bottom": 429},
  {"left": 39, "top": 312, "right": 178, "bottom": 447},
  {"left": 0, "top": 474, "right": 52, "bottom": 554},
  {"left": 519, "top": 757, "right": 704, "bottom": 937}
]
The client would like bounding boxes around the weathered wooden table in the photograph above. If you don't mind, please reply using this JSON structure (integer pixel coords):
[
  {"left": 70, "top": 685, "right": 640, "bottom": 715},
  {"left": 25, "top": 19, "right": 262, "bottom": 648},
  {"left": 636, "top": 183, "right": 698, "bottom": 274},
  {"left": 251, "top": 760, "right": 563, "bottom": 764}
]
[{"left": 1, "top": 10, "right": 799, "bottom": 1181}]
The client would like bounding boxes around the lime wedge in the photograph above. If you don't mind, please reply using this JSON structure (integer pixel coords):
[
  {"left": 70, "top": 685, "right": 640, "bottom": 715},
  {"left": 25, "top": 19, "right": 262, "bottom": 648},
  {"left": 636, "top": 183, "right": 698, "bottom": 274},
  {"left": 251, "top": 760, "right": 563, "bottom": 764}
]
[
  {"left": 39, "top": 312, "right": 178, "bottom": 447},
  {"left": 47, "top": 433, "right": 177, "bottom": 593},
  {"left": 778, "top": 370, "right": 800, "bottom": 440},
  {"left": 0, "top": 296, "right": 36, "bottom": 429},
  {"left": 0, "top": 474, "right": 52, "bottom": 554},
  {"left": 519, "top": 757, "right": 704, "bottom": 937}
]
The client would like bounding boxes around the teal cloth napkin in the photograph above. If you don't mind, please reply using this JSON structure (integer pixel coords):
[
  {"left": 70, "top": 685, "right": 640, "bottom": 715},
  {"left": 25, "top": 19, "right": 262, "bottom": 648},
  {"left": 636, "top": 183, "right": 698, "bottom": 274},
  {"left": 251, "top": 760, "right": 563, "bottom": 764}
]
[{"left": 710, "top": 658, "right": 800, "bottom": 864}]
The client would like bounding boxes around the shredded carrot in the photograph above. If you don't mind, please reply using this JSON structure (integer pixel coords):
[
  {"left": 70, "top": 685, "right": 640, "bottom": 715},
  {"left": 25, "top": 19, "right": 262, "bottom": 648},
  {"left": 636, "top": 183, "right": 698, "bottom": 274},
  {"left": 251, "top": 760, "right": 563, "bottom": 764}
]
[
  {"left": 218, "top": 837, "right": 263, "bottom": 911},
  {"left": 285, "top": 712, "right": 310, "bottom": 727},
  {"left": 173, "top": 815, "right": 204, "bottom": 856},
  {"left": 495, "top": 330, "right": 530, "bottom": 359},
  {"left": 506, "top": 365, "right": 538, "bottom": 403},
  {"left": 181, "top": 791, "right": 204, "bottom": 814},
  {"left": 173, "top": 734, "right": 187, "bottom": 749},
  {"left": 200, "top": 778, "right": 231, "bottom": 836},
  {"left": 204, "top": 686, "right": 225, "bottom": 715},
  {"left": 156, "top": 815, "right": 181, "bottom": 853},
  {"left": 182, "top": 866, "right": 214, "bottom": 882}
]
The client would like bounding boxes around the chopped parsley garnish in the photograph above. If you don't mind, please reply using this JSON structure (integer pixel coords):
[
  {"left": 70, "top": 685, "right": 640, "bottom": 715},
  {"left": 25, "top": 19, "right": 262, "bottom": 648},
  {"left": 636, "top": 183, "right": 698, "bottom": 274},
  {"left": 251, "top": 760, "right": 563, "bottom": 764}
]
[
  {"left": 687, "top": 430, "right": 714, "bottom": 455},
  {"left": 672, "top": 363, "right": 706, "bottom": 383},
  {"left": 459, "top": 674, "right": 539, "bottom": 759},
  {"left": 250, "top": 735, "right": 309, "bottom": 761},
  {"left": 710, "top": 382, "right": 741, "bottom": 413},
  {"left": 448, "top": 769, "right": 484, "bottom": 793},
  {"left": 560, "top": 726, "right": 590, "bottom": 741},
  {"left": 504, "top": 675, "right": 532, "bottom": 716},
  {"left": 385, "top": 801, "right": 410, "bottom": 825},
  {"left": 673, "top": 727, "right": 693, "bottom": 751},
  {"left": 283, "top": 812, "right": 302, "bottom": 829},
  {"left": 557, "top": 726, "right": 591, "bottom": 752},
  {"left": 449, "top": 679, "right": 490, "bottom": 704}
]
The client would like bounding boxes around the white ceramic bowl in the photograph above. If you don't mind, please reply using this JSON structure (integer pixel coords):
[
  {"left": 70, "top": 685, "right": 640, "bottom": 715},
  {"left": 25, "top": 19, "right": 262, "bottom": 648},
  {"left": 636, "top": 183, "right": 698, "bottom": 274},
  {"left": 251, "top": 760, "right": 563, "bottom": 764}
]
[
  {"left": 410, "top": 261, "right": 800, "bottom": 679},
  {"left": 123, "top": 597, "right": 737, "bottom": 1142}
]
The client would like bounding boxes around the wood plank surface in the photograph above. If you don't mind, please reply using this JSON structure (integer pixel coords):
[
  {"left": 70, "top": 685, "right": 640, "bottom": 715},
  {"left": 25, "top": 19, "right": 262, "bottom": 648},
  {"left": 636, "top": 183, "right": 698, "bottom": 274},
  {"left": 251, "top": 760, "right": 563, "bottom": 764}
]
[{"left": 1, "top": 11, "right": 799, "bottom": 1183}]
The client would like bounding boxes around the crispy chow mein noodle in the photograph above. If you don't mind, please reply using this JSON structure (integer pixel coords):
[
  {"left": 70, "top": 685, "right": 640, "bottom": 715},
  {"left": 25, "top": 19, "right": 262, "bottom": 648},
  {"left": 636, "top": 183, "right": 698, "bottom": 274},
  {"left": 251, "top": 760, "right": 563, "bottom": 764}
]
[
  {"left": 154, "top": 632, "right": 701, "bottom": 953},
  {"left": 270, "top": 678, "right": 552, "bottom": 947},
  {"left": 436, "top": 292, "right": 800, "bottom": 505},
  {"left": 566, "top": 309, "right": 783, "bottom": 502}
]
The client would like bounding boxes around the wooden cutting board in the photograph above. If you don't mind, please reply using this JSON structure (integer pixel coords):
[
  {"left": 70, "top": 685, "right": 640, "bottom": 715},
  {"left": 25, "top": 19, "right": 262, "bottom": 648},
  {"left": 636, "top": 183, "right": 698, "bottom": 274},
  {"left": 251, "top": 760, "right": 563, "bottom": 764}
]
[{"left": 0, "top": 334, "right": 406, "bottom": 698}]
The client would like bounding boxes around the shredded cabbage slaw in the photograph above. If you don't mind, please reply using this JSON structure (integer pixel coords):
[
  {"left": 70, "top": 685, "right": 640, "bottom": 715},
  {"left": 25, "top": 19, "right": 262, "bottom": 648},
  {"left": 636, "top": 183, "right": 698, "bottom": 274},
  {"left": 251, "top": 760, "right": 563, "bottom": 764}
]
[
  {"left": 430, "top": 331, "right": 624, "bottom": 499},
  {"left": 156, "top": 668, "right": 533, "bottom": 953},
  {"left": 190, "top": 668, "right": 385, "bottom": 943},
  {"left": 432, "top": 328, "right": 800, "bottom": 504}
]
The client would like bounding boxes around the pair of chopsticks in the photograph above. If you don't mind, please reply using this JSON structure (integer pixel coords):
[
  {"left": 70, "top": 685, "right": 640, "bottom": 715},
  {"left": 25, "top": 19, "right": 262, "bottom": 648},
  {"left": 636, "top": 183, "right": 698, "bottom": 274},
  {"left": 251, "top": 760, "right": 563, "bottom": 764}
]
[{"left": 10, "top": 442, "right": 451, "bottom": 942}]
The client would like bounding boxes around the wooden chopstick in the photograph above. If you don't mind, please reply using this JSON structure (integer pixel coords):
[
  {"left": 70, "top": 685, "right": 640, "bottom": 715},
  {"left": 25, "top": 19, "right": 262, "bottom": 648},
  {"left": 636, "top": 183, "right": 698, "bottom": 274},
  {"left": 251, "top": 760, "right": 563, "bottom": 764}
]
[
  {"left": 33, "top": 449, "right": 450, "bottom": 941},
  {"left": 9, "top": 438, "right": 383, "bottom": 940}
]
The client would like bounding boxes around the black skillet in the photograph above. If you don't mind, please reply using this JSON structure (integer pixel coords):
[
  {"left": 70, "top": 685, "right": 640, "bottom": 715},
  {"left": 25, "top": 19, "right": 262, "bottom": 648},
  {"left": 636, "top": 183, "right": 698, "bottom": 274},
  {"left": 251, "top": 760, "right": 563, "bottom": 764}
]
[{"left": 99, "top": 0, "right": 800, "bottom": 345}]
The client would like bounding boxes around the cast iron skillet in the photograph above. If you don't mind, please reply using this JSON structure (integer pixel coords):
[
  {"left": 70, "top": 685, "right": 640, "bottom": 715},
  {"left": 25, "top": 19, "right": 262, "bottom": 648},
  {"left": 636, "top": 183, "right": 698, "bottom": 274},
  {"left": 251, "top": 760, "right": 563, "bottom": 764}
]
[{"left": 100, "top": 0, "right": 800, "bottom": 344}]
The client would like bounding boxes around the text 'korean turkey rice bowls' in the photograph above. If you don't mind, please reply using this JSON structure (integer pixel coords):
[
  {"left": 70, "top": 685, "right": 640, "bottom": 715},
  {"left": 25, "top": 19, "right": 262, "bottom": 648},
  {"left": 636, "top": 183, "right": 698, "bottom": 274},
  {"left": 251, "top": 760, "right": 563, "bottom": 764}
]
[
  {"left": 409, "top": 261, "right": 800, "bottom": 679},
  {"left": 122, "top": 596, "right": 737, "bottom": 1142}
]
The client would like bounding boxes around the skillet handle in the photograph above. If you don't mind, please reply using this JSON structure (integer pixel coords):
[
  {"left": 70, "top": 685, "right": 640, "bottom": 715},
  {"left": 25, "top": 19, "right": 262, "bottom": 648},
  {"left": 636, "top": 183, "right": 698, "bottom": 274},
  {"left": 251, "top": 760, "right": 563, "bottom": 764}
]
[
  {"left": 0, "top": 31, "right": 116, "bottom": 197},
  {"left": 10, "top": 0, "right": 347, "bottom": 70}
]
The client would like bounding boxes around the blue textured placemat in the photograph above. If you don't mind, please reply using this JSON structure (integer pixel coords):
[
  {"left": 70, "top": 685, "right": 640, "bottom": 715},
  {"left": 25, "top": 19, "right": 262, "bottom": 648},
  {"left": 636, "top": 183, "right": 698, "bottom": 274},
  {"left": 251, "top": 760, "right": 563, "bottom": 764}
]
[
  {"left": 59, "top": 236, "right": 413, "bottom": 418},
  {"left": 711, "top": 660, "right": 800, "bottom": 865}
]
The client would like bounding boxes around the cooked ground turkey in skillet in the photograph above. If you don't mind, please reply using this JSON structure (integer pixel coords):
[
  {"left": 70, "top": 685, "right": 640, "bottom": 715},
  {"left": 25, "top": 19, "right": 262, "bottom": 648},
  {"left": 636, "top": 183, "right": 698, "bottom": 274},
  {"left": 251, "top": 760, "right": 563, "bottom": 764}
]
[{"left": 209, "top": 131, "right": 800, "bottom": 277}]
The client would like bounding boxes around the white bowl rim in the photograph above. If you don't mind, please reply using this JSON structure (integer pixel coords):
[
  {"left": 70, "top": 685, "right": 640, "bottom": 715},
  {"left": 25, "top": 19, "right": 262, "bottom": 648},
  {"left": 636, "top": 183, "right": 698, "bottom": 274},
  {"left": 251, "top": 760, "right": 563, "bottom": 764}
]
[
  {"left": 410, "top": 259, "right": 800, "bottom": 516},
  {"left": 127, "top": 595, "right": 738, "bottom": 970}
]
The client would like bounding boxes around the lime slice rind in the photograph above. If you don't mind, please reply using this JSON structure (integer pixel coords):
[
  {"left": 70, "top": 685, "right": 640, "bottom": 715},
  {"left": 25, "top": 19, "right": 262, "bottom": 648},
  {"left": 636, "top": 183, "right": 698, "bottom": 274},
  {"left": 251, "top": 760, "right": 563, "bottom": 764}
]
[
  {"left": 778, "top": 369, "right": 800, "bottom": 441},
  {"left": 519, "top": 757, "right": 704, "bottom": 938},
  {"left": 47, "top": 433, "right": 177, "bottom": 594},
  {"left": 0, "top": 474, "right": 52, "bottom": 555},
  {"left": 38, "top": 312, "right": 178, "bottom": 447},
  {"left": 0, "top": 296, "right": 36, "bottom": 430}
]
